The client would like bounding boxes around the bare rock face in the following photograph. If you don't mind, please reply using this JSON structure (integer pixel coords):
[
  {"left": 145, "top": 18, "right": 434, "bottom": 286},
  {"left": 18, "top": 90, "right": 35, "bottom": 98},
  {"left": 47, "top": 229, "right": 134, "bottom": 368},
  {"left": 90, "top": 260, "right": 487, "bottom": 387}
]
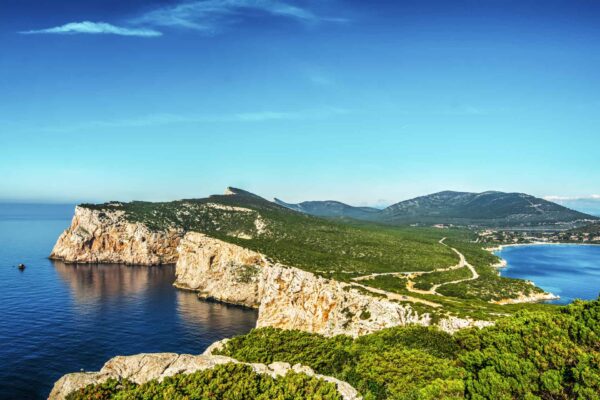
[
  {"left": 257, "top": 266, "right": 430, "bottom": 337},
  {"left": 437, "top": 316, "right": 494, "bottom": 332},
  {"left": 48, "top": 353, "right": 362, "bottom": 400},
  {"left": 175, "top": 232, "right": 266, "bottom": 307},
  {"left": 175, "top": 233, "right": 430, "bottom": 337},
  {"left": 50, "top": 206, "right": 181, "bottom": 265}
]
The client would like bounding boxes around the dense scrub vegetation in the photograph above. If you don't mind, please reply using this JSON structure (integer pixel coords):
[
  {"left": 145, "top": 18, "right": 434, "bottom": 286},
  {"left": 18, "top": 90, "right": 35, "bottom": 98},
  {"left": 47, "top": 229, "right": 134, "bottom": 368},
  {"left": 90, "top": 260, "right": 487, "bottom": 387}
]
[
  {"left": 412, "top": 266, "right": 473, "bottom": 291},
  {"left": 216, "top": 298, "right": 600, "bottom": 400},
  {"left": 66, "top": 363, "right": 343, "bottom": 400}
]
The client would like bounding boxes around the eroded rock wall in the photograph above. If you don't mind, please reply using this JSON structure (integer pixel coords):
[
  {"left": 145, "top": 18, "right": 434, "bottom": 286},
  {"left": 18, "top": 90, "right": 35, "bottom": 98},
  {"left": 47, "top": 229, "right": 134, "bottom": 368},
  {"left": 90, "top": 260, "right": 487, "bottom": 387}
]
[
  {"left": 50, "top": 206, "right": 181, "bottom": 265},
  {"left": 175, "top": 233, "right": 430, "bottom": 337},
  {"left": 174, "top": 232, "right": 265, "bottom": 307},
  {"left": 257, "top": 266, "right": 431, "bottom": 337}
]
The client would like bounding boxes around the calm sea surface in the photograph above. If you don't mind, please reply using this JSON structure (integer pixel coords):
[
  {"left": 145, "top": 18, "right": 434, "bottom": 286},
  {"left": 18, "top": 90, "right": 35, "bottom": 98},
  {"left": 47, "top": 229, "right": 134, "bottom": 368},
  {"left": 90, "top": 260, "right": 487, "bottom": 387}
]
[
  {"left": 497, "top": 244, "right": 600, "bottom": 304},
  {"left": 0, "top": 204, "right": 258, "bottom": 399}
]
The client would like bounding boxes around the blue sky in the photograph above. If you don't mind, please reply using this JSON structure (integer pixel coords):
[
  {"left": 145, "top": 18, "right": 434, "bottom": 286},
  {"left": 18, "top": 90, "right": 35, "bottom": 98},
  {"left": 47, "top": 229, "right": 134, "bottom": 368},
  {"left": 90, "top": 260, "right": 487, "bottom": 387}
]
[{"left": 0, "top": 0, "right": 599, "bottom": 209}]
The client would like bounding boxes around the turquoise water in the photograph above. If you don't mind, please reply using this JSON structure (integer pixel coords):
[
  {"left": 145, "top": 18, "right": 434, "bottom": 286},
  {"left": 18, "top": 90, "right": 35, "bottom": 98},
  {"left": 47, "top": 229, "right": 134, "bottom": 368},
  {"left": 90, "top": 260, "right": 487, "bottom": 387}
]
[
  {"left": 497, "top": 244, "right": 600, "bottom": 304},
  {"left": 0, "top": 204, "right": 257, "bottom": 399}
]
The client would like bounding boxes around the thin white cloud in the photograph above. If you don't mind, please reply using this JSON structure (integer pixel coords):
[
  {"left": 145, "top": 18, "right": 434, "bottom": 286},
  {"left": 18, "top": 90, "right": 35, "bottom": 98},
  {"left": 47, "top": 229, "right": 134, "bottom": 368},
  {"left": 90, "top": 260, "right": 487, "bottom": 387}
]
[
  {"left": 544, "top": 195, "right": 600, "bottom": 201},
  {"left": 132, "top": 0, "right": 339, "bottom": 33},
  {"left": 19, "top": 1, "right": 345, "bottom": 38},
  {"left": 42, "top": 107, "right": 349, "bottom": 132},
  {"left": 20, "top": 21, "right": 162, "bottom": 37}
]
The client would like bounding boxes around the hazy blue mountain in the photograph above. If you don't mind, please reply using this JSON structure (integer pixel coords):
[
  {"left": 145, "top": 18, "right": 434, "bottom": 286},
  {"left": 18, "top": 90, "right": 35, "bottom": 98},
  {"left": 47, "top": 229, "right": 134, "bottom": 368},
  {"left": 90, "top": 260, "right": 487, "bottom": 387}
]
[
  {"left": 274, "top": 198, "right": 381, "bottom": 220},
  {"left": 276, "top": 191, "right": 597, "bottom": 227},
  {"left": 380, "top": 191, "right": 596, "bottom": 226}
]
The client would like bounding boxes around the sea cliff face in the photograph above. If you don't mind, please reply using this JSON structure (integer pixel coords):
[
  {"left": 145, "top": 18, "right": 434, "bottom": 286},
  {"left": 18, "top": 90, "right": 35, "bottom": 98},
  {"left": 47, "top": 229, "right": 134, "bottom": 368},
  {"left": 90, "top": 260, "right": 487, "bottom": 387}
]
[
  {"left": 176, "top": 232, "right": 435, "bottom": 337},
  {"left": 174, "top": 232, "right": 266, "bottom": 307},
  {"left": 50, "top": 206, "right": 181, "bottom": 265}
]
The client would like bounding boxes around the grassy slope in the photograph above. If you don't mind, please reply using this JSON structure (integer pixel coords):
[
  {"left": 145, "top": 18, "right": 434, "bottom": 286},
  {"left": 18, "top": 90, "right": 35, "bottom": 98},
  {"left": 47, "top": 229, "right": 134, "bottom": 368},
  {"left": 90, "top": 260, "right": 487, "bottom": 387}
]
[{"left": 570, "top": 221, "right": 600, "bottom": 234}]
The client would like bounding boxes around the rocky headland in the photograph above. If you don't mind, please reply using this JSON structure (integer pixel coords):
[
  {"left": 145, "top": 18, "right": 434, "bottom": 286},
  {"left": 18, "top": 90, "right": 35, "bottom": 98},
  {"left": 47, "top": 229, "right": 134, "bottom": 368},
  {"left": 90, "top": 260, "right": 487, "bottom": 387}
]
[
  {"left": 50, "top": 206, "right": 489, "bottom": 337},
  {"left": 48, "top": 352, "right": 361, "bottom": 400},
  {"left": 50, "top": 206, "right": 181, "bottom": 265}
]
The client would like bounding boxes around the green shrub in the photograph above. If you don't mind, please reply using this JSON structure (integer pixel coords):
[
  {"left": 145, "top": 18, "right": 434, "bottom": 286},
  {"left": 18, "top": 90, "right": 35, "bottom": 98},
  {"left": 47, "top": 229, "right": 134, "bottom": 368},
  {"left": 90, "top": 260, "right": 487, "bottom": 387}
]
[
  {"left": 217, "top": 299, "right": 600, "bottom": 400},
  {"left": 66, "top": 363, "right": 343, "bottom": 400},
  {"left": 456, "top": 298, "right": 600, "bottom": 399}
]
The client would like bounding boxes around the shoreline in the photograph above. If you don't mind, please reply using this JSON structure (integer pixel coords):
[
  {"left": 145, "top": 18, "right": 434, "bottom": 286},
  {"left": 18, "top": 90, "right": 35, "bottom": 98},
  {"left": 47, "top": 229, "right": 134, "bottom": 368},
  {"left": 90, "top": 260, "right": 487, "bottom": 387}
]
[
  {"left": 485, "top": 243, "right": 564, "bottom": 303},
  {"left": 485, "top": 242, "right": 600, "bottom": 253}
]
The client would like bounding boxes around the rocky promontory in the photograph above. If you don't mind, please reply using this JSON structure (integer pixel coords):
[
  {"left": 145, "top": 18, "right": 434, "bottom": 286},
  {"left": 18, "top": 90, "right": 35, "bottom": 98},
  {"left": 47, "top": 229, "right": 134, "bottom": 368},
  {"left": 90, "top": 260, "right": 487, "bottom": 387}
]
[
  {"left": 48, "top": 352, "right": 361, "bottom": 400},
  {"left": 51, "top": 206, "right": 490, "bottom": 336},
  {"left": 50, "top": 206, "right": 181, "bottom": 265}
]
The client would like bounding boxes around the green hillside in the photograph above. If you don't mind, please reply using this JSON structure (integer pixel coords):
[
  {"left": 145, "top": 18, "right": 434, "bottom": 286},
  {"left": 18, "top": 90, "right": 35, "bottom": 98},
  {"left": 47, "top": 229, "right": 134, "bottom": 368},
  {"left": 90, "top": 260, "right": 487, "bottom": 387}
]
[
  {"left": 214, "top": 297, "right": 600, "bottom": 400},
  {"left": 83, "top": 188, "right": 459, "bottom": 278},
  {"left": 274, "top": 198, "right": 381, "bottom": 220}
]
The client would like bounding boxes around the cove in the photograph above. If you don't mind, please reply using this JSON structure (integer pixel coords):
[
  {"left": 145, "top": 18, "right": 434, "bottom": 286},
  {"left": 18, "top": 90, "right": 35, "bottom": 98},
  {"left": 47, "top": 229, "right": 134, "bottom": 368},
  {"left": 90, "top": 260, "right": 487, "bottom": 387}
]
[
  {"left": 496, "top": 244, "right": 600, "bottom": 305},
  {"left": 0, "top": 205, "right": 258, "bottom": 399}
]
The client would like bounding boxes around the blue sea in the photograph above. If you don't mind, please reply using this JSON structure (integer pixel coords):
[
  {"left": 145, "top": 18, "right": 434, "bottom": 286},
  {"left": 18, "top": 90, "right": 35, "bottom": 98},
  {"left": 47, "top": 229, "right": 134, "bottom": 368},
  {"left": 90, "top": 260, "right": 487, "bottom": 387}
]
[
  {"left": 497, "top": 244, "right": 600, "bottom": 304},
  {"left": 0, "top": 204, "right": 257, "bottom": 399}
]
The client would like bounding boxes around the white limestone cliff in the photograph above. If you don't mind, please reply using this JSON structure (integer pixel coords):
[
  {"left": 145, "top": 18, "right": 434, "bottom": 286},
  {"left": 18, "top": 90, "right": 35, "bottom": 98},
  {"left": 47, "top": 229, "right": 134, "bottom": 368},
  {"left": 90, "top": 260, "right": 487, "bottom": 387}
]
[
  {"left": 174, "top": 232, "right": 266, "bottom": 307},
  {"left": 50, "top": 206, "right": 181, "bottom": 265},
  {"left": 175, "top": 232, "right": 435, "bottom": 337}
]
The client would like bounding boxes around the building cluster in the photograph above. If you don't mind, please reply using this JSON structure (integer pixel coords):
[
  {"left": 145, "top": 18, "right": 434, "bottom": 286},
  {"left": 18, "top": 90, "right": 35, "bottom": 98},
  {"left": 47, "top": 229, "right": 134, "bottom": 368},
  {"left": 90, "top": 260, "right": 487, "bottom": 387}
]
[{"left": 478, "top": 229, "right": 600, "bottom": 245}]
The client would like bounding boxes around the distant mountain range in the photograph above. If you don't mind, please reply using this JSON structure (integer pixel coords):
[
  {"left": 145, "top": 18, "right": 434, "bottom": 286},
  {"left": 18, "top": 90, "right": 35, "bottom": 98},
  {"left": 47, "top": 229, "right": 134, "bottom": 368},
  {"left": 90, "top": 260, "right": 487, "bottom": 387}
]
[
  {"left": 273, "top": 199, "right": 380, "bottom": 220},
  {"left": 276, "top": 190, "right": 597, "bottom": 227}
]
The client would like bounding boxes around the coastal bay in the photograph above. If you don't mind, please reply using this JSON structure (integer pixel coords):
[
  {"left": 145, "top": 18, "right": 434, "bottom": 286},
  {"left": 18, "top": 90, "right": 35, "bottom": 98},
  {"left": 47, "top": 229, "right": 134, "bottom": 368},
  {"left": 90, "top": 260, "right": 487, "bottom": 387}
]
[
  {"left": 496, "top": 244, "right": 600, "bottom": 304},
  {"left": 0, "top": 205, "right": 257, "bottom": 399}
]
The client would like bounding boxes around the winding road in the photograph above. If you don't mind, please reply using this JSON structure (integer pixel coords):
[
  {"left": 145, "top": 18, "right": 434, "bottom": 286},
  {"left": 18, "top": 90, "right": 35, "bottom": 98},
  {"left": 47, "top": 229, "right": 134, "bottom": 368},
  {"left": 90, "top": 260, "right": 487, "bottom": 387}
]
[{"left": 350, "top": 238, "right": 479, "bottom": 305}]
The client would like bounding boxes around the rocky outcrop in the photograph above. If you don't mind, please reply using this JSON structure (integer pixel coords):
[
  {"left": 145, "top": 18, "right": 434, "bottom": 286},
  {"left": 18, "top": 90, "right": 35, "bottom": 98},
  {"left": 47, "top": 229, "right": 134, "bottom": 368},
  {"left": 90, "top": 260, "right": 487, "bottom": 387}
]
[
  {"left": 257, "top": 266, "right": 431, "bottom": 337},
  {"left": 48, "top": 353, "right": 361, "bottom": 400},
  {"left": 437, "top": 316, "right": 494, "bottom": 331},
  {"left": 174, "top": 232, "right": 265, "bottom": 307},
  {"left": 492, "top": 291, "right": 559, "bottom": 305},
  {"left": 175, "top": 232, "right": 432, "bottom": 337},
  {"left": 50, "top": 206, "right": 181, "bottom": 265}
]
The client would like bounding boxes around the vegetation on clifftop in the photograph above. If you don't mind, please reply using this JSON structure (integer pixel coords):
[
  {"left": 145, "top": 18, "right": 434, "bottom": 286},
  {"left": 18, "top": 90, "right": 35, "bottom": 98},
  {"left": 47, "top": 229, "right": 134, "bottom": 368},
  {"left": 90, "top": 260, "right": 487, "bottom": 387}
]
[
  {"left": 66, "top": 363, "right": 343, "bottom": 400},
  {"left": 73, "top": 298, "right": 599, "bottom": 399},
  {"left": 216, "top": 298, "right": 600, "bottom": 400},
  {"left": 81, "top": 189, "right": 461, "bottom": 278}
]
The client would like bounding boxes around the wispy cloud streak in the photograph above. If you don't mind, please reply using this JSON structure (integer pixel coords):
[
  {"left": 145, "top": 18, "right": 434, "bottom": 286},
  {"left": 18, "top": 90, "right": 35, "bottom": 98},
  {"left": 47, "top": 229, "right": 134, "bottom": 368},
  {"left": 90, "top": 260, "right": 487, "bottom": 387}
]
[
  {"left": 545, "top": 195, "right": 600, "bottom": 201},
  {"left": 133, "top": 0, "right": 325, "bottom": 33},
  {"left": 42, "top": 108, "right": 349, "bottom": 132},
  {"left": 20, "top": 0, "right": 344, "bottom": 37},
  {"left": 20, "top": 21, "right": 162, "bottom": 37}
]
